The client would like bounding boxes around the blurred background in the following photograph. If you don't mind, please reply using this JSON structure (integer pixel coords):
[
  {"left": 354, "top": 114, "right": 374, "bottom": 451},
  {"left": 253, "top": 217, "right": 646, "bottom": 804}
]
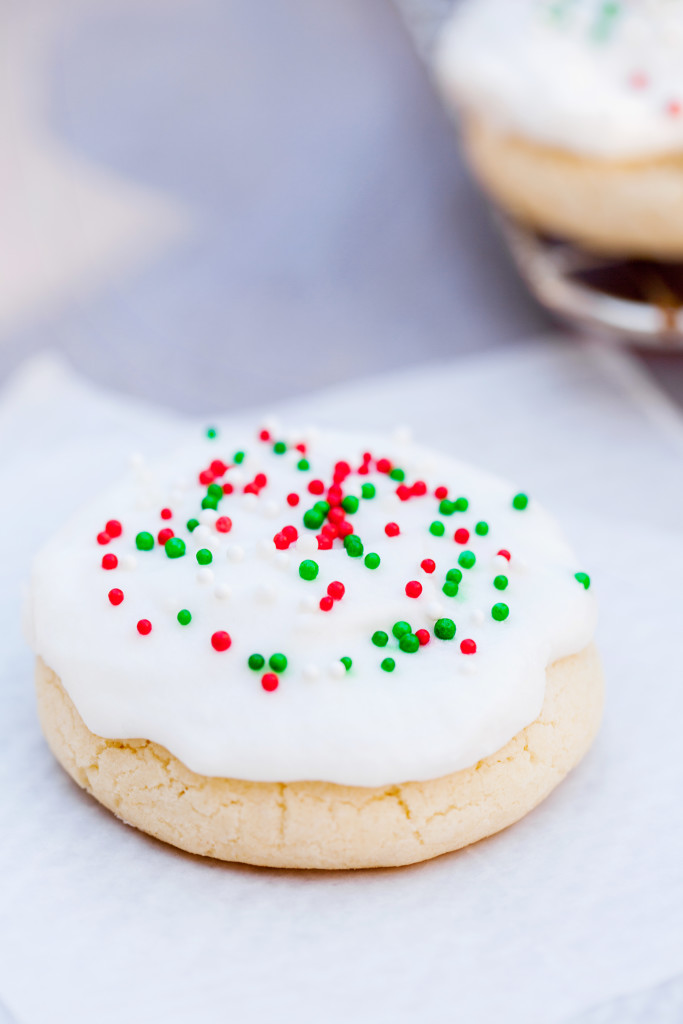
[{"left": 9, "top": 0, "right": 683, "bottom": 414}]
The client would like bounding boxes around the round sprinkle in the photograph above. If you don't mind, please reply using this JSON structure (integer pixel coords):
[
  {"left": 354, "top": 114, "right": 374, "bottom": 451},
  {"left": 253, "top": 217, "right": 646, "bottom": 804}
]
[
  {"left": 345, "top": 536, "right": 364, "bottom": 558},
  {"left": 158, "top": 527, "right": 174, "bottom": 546},
  {"left": 429, "top": 521, "right": 445, "bottom": 537},
  {"left": 97, "top": 531, "right": 110, "bottom": 545},
  {"left": 273, "top": 441, "right": 287, "bottom": 454},
  {"left": 211, "top": 630, "right": 232, "bottom": 651},
  {"left": 442, "top": 581, "right": 459, "bottom": 598},
  {"left": 381, "top": 657, "right": 395, "bottom": 673},
  {"left": 177, "top": 609, "right": 192, "bottom": 626},
  {"left": 196, "top": 548, "right": 213, "bottom": 565},
  {"left": 492, "top": 602, "right": 510, "bottom": 621},
  {"left": 135, "top": 531, "right": 154, "bottom": 551},
  {"left": 137, "top": 619, "right": 152, "bottom": 635},
  {"left": 454, "top": 528, "right": 470, "bottom": 545},
  {"left": 392, "top": 620, "right": 411, "bottom": 639},
  {"left": 308, "top": 479, "right": 325, "bottom": 496},
  {"left": 287, "top": 493, "right": 300, "bottom": 507},
  {"left": 460, "top": 638, "right": 477, "bottom": 655},
  {"left": 342, "top": 495, "right": 359, "bottom": 514},
  {"left": 341, "top": 656, "right": 352, "bottom": 672},
  {"left": 165, "top": 537, "right": 186, "bottom": 559},
  {"left": 269, "top": 653, "right": 287, "bottom": 673},
  {"left": 439, "top": 499, "right": 455, "bottom": 516},
  {"left": 327, "top": 581, "right": 345, "bottom": 600},
  {"left": 372, "top": 630, "right": 388, "bottom": 647},
  {"left": 233, "top": 450, "right": 245, "bottom": 463},
  {"left": 297, "top": 458, "right": 310, "bottom": 471},
  {"left": 361, "top": 483, "right": 376, "bottom": 499},
  {"left": 454, "top": 497, "right": 468, "bottom": 511},
  {"left": 108, "top": 588, "right": 124, "bottom": 606},
  {"left": 206, "top": 427, "right": 217, "bottom": 439},
  {"left": 497, "top": 549, "right": 511, "bottom": 561},
  {"left": 512, "top": 493, "right": 529, "bottom": 510},
  {"left": 434, "top": 617, "right": 456, "bottom": 640},
  {"left": 248, "top": 653, "right": 265, "bottom": 670},
  {"left": 303, "top": 509, "right": 324, "bottom": 530},
  {"left": 299, "top": 559, "right": 319, "bottom": 581},
  {"left": 364, "top": 552, "right": 380, "bottom": 569},
  {"left": 421, "top": 558, "right": 436, "bottom": 574},
  {"left": 475, "top": 521, "right": 489, "bottom": 536},
  {"left": 207, "top": 482, "right": 224, "bottom": 499},
  {"left": 575, "top": 571, "right": 591, "bottom": 590},
  {"left": 493, "top": 575, "right": 508, "bottom": 591},
  {"left": 389, "top": 468, "right": 405, "bottom": 482},
  {"left": 320, "top": 595, "right": 334, "bottom": 611},
  {"left": 385, "top": 522, "right": 400, "bottom": 537},
  {"left": 202, "top": 496, "right": 218, "bottom": 510},
  {"left": 405, "top": 580, "right": 422, "bottom": 598},
  {"left": 261, "top": 673, "right": 279, "bottom": 692},
  {"left": 399, "top": 633, "right": 420, "bottom": 653},
  {"left": 160, "top": 508, "right": 172, "bottom": 521},
  {"left": 106, "top": 520, "right": 122, "bottom": 538},
  {"left": 458, "top": 550, "right": 476, "bottom": 570},
  {"left": 216, "top": 516, "right": 232, "bottom": 533},
  {"left": 446, "top": 567, "right": 463, "bottom": 583},
  {"left": 415, "top": 628, "right": 430, "bottom": 646},
  {"left": 102, "top": 554, "right": 118, "bottom": 570},
  {"left": 186, "top": 518, "right": 200, "bottom": 532}
]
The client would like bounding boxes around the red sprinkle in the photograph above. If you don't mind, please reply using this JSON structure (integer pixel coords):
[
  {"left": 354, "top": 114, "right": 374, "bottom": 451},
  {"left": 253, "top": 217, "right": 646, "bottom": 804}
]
[
  {"left": 97, "top": 531, "right": 110, "bottom": 546},
  {"left": 210, "top": 459, "right": 227, "bottom": 476},
  {"left": 254, "top": 473, "right": 267, "bottom": 489},
  {"left": 216, "top": 516, "right": 232, "bottom": 533},
  {"left": 259, "top": 429, "right": 271, "bottom": 441},
  {"left": 327, "top": 484, "right": 343, "bottom": 505},
  {"left": 211, "top": 630, "right": 231, "bottom": 652},
  {"left": 319, "top": 595, "right": 334, "bottom": 611},
  {"left": 137, "top": 619, "right": 152, "bottom": 635},
  {"left": 222, "top": 482, "right": 234, "bottom": 495},
  {"left": 434, "top": 486, "right": 448, "bottom": 500},
  {"left": 396, "top": 485, "right": 411, "bottom": 501},
  {"left": 454, "top": 528, "right": 470, "bottom": 545},
  {"left": 286, "top": 493, "right": 300, "bottom": 507},
  {"left": 160, "top": 508, "right": 172, "bottom": 520},
  {"left": 358, "top": 464, "right": 369, "bottom": 475},
  {"left": 385, "top": 522, "right": 400, "bottom": 537},
  {"left": 106, "top": 519, "right": 122, "bottom": 538},
  {"left": 405, "top": 580, "right": 422, "bottom": 598},
  {"left": 108, "top": 588, "right": 124, "bottom": 605},
  {"left": 420, "top": 558, "right": 436, "bottom": 574},
  {"left": 335, "top": 460, "right": 351, "bottom": 478},
  {"left": 273, "top": 532, "right": 289, "bottom": 550},
  {"left": 327, "top": 581, "right": 345, "bottom": 600},
  {"left": 460, "top": 639, "right": 477, "bottom": 655},
  {"left": 376, "top": 458, "right": 392, "bottom": 474},
  {"left": 317, "top": 535, "right": 333, "bottom": 550},
  {"left": 243, "top": 482, "right": 259, "bottom": 495},
  {"left": 328, "top": 506, "right": 345, "bottom": 524},
  {"left": 308, "top": 479, "right": 325, "bottom": 495},
  {"left": 199, "top": 469, "right": 214, "bottom": 485},
  {"left": 295, "top": 442, "right": 307, "bottom": 454},
  {"left": 415, "top": 628, "right": 430, "bottom": 646},
  {"left": 102, "top": 553, "right": 118, "bottom": 570},
  {"left": 497, "top": 549, "right": 511, "bottom": 561},
  {"left": 666, "top": 99, "right": 681, "bottom": 117},
  {"left": 322, "top": 522, "right": 338, "bottom": 539},
  {"left": 262, "top": 673, "right": 279, "bottom": 692},
  {"left": 411, "top": 481, "right": 427, "bottom": 496},
  {"left": 158, "top": 527, "right": 174, "bottom": 545},
  {"left": 338, "top": 520, "right": 354, "bottom": 538}
]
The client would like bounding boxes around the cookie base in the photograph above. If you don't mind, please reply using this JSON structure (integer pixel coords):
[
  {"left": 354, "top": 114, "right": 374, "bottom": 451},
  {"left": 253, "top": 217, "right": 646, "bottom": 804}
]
[{"left": 34, "top": 647, "right": 603, "bottom": 869}]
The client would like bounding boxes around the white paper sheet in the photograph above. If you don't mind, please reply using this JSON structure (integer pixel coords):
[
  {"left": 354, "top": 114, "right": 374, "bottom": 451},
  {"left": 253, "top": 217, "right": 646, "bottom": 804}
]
[{"left": 1, "top": 339, "right": 682, "bottom": 1024}]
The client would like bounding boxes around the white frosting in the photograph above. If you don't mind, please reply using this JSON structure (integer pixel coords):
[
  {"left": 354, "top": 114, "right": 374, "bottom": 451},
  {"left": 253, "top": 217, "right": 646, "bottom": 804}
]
[
  {"left": 28, "top": 426, "right": 596, "bottom": 787},
  {"left": 435, "top": 0, "right": 683, "bottom": 159}
]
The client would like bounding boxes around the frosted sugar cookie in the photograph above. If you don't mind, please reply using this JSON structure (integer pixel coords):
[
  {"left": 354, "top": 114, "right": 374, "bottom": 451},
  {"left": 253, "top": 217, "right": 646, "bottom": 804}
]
[
  {"left": 435, "top": 0, "right": 683, "bottom": 259},
  {"left": 29, "top": 424, "right": 601, "bottom": 868}
]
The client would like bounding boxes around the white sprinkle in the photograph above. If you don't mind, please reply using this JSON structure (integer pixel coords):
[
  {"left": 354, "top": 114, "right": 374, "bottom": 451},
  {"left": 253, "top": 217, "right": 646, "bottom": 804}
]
[
  {"left": 303, "top": 664, "right": 320, "bottom": 681},
  {"left": 230, "top": 469, "right": 245, "bottom": 486},
  {"left": 193, "top": 525, "right": 212, "bottom": 544},
  {"left": 471, "top": 608, "right": 485, "bottom": 626},
  {"left": 299, "top": 596, "right": 317, "bottom": 613},
  {"left": 256, "top": 583, "right": 276, "bottom": 603},
  {"left": 329, "top": 661, "right": 346, "bottom": 681},
  {"left": 428, "top": 601, "right": 444, "bottom": 618},
  {"left": 121, "top": 555, "right": 137, "bottom": 571},
  {"left": 199, "top": 508, "right": 218, "bottom": 527},
  {"left": 226, "top": 544, "right": 245, "bottom": 562},
  {"left": 393, "top": 425, "right": 413, "bottom": 445},
  {"left": 197, "top": 568, "right": 214, "bottom": 584},
  {"left": 215, "top": 584, "right": 231, "bottom": 600},
  {"left": 492, "top": 554, "right": 509, "bottom": 570},
  {"left": 296, "top": 534, "right": 318, "bottom": 556},
  {"left": 274, "top": 551, "right": 290, "bottom": 570},
  {"left": 264, "top": 500, "right": 280, "bottom": 519},
  {"left": 242, "top": 492, "right": 258, "bottom": 511}
]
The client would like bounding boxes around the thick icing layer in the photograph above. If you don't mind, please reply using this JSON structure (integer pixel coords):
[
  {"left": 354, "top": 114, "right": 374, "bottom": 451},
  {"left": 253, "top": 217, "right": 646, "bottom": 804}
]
[
  {"left": 435, "top": 0, "right": 683, "bottom": 160},
  {"left": 28, "top": 425, "right": 596, "bottom": 787}
]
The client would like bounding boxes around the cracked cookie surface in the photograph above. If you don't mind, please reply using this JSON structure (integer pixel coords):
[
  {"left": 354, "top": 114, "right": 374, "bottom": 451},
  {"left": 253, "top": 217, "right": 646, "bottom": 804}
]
[{"left": 35, "top": 646, "right": 603, "bottom": 869}]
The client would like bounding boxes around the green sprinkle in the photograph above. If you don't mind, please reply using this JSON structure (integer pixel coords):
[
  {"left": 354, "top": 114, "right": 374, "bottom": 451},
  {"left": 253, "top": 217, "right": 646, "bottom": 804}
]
[
  {"left": 165, "top": 537, "right": 186, "bottom": 559},
  {"left": 392, "top": 620, "right": 411, "bottom": 639},
  {"left": 299, "top": 559, "right": 319, "bottom": 581},
  {"left": 372, "top": 630, "right": 388, "bottom": 647},
  {"left": 342, "top": 495, "right": 359, "bottom": 514},
  {"left": 446, "top": 568, "right": 463, "bottom": 584},
  {"left": 297, "top": 458, "right": 310, "bottom": 471},
  {"left": 381, "top": 657, "right": 396, "bottom": 673},
  {"left": 434, "top": 617, "right": 456, "bottom": 640},
  {"left": 177, "top": 609, "right": 192, "bottom": 626},
  {"left": 344, "top": 535, "right": 364, "bottom": 558},
  {"left": 575, "top": 571, "right": 591, "bottom": 590},
  {"left": 429, "top": 520, "right": 445, "bottom": 537},
  {"left": 303, "top": 509, "right": 324, "bottom": 530},
  {"left": 364, "top": 552, "right": 380, "bottom": 569},
  {"left": 341, "top": 656, "right": 352, "bottom": 672},
  {"left": 248, "top": 653, "right": 265, "bottom": 670},
  {"left": 442, "top": 581, "right": 459, "bottom": 598},
  {"left": 207, "top": 482, "right": 223, "bottom": 499},
  {"left": 314, "top": 500, "right": 330, "bottom": 515},
  {"left": 135, "top": 531, "right": 154, "bottom": 551},
  {"left": 389, "top": 468, "right": 405, "bottom": 482},
  {"left": 269, "top": 653, "right": 287, "bottom": 673},
  {"left": 361, "top": 483, "right": 376, "bottom": 499},
  {"left": 186, "top": 518, "right": 199, "bottom": 532},
  {"left": 475, "top": 521, "right": 489, "bottom": 536},
  {"left": 512, "top": 493, "right": 529, "bottom": 510},
  {"left": 458, "top": 550, "right": 476, "bottom": 570},
  {"left": 206, "top": 427, "right": 217, "bottom": 439},
  {"left": 273, "top": 441, "right": 287, "bottom": 454},
  {"left": 494, "top": 575, "right": 508, "bottom": 591},
  {"left": 439, "top": 499, "right": 455, "bottom": 516},
  {"left": 399, "top": 633, "right": 420, "bottom": 654},
  {"left": 492, "top": 602, "right": 510, "bottom": 621},
  {"left": 201, "top": 496, "right": 218, "bottom": 510},
  {"left": 196, "top": 548, "right": 213, "bottom": 565},
  {"left": 454, "top": 497, "right": 469, "bottom": 512},
  {"left": 234, "top": 451, "right": 245, "bottom": 464}
]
